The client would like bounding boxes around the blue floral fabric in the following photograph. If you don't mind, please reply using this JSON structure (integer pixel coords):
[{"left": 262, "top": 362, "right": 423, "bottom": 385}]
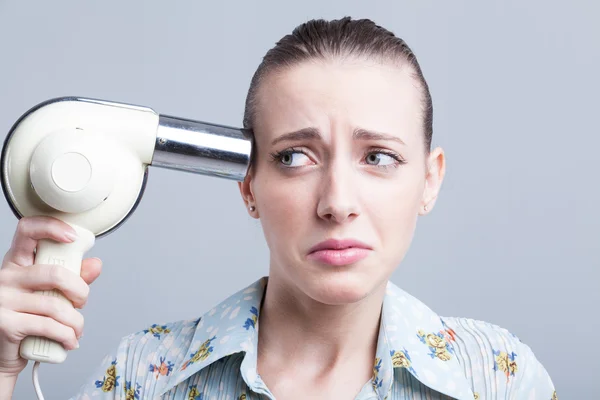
[{"left": 69, "top": 277, "right": 556, "bottom": 399}]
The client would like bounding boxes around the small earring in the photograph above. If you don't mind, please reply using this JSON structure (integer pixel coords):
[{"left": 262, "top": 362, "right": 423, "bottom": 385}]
[
  {"left": 423, "top": 204, "right": 428, "bottom": 212},
  {"left": 249, "top": 205, "right": 256, "bottom": 212}
]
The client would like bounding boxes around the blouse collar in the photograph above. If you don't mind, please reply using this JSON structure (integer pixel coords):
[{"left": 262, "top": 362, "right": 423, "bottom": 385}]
[{"left": 157, "top": 277, "right": 474, "bottom": 400}]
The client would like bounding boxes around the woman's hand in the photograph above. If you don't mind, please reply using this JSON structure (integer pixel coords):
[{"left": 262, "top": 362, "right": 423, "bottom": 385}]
[{"left": 0, "top": 216, "right": 102, "bottom": 376}]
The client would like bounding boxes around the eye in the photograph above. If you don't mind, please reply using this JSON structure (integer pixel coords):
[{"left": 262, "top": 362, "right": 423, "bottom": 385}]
[
  {"left": 365, "top": 152, "right": 398, "bottom": 166},
  {"left": 270, "top": 149, "right": 313, "bottom": 167}
]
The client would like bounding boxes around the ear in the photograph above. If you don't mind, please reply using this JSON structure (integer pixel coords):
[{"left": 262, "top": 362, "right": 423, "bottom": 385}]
[
  {"left": 238, "top": 170, "right": 259, "bottom": 218},
  {"left": 419, "top": 146, "right": 446, "bottom": 216}
]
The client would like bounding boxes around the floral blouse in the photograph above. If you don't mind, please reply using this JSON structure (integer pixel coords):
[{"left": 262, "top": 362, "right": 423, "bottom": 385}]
[{"left": 68, "top": 277, "right": 557, "bottom": 399}]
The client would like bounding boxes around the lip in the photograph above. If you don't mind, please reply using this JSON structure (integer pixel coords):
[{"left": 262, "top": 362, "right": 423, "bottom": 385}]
[
  {"left": 308, "top": 238, "right": 372, "bottom": 253},
  {"left": 307, "top": 238, "right": 372, "bottom": 266}
]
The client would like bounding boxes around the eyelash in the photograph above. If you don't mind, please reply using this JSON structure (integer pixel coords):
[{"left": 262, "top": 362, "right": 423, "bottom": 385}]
[{"left": 268, "top": 147, "right": 406, "bottom": 169}]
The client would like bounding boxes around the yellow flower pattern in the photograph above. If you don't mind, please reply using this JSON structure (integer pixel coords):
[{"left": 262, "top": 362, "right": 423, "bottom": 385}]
[
  {"left": 372, "top": 357, "right": 383, "bottom": 391},
  {"left": 144, "top": 324, "right": 172, "bottom": 339},
  {"left": 123, "top": 381, "right": 141, "bottom": 400},
  {"left": 391, "top": 350, "right": 410, "bottom": 368},
  {"left": 181, "top": 336, "right": 217, "bottom": 371},
  {"left": 417, "top": 327, "right": 456, "bottom": 361},
  {"left": 390, "top": 349, "right": 417, "bottom": 376},
  {"left": 493, "top": 350, "right": 518, "bottom": 383},
  {"left": 186, "top": 384, "right": 203, "bottom": 399},
  {"left": 94, "top": 359, "right": 120, "bottom": 392}
]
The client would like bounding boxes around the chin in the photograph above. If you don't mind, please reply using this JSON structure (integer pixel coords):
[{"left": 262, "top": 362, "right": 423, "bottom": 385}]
[{"left": 302, "top": 267, "right": 380, "bottom": 305}]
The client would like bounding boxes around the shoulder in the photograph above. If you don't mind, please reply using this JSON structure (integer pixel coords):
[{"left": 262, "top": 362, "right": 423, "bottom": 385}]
[
  {"left": 69, "top": 317, "right": 201, "bottom": 399},
  {"left": 110, "top": 316, "right": 201, "bottom": 369},
  {"left": 120, "top": 316, "right": 200, "bottom": 347},
  {"left": 440, "top": 316, "right": 557, "bottom": 399}
]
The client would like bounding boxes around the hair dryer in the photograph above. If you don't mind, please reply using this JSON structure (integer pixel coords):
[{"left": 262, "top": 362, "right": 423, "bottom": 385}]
[{"left": 0, "top": 96, "right": 252, "bottom": 365}]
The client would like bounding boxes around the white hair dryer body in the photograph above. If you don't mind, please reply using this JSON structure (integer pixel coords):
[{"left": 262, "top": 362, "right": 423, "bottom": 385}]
[{"left": 0, "top": 97, "right": 252, "bottom": 364}]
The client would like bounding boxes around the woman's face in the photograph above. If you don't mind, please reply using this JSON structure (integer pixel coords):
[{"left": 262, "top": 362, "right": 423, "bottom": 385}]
[{"left": 239, "top": 59, "right": 445, "bottom": 305}]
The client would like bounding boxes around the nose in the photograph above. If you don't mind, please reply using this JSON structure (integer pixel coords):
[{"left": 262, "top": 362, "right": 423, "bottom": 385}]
[{"left": 316, "top": 163, "right": 360, "bottom": 223}]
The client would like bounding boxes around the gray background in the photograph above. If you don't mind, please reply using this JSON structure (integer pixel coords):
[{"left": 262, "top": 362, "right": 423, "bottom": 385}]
[{"left": 0, "top": 0, "right": 597, "bottom": 398}]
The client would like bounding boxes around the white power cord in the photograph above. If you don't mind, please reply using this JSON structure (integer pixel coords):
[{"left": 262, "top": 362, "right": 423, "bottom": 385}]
[{"left": 32, "top": 361, "right": 45, "bottom": 400}]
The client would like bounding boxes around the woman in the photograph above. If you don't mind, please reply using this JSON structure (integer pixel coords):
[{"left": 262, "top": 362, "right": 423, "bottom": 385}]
[{"left": 0, "top": 17, "right": 556, "bottom": 400}]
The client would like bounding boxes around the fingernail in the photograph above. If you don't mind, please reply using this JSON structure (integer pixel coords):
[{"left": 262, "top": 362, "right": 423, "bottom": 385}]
[
  {"left": 65, "top": 231, "right": 78, "bottom": 242},
  {"left": 74, "top": 341, "right": 80, "bottom": 349}
]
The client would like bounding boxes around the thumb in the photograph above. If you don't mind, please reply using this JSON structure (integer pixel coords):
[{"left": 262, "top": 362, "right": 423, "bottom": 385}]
[{"left": 80, "top": 257, "right": 103, "bottom": 285}]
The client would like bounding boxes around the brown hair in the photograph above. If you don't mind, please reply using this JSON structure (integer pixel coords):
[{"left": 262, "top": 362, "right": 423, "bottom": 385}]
[{"left": 243, "top": 16, "right": 433, "bottom": 166}]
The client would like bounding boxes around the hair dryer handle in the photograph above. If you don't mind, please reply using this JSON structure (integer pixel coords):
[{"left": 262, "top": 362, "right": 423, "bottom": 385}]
[{"left": 19, "top": 223, "right": 95, "bottom": 364}]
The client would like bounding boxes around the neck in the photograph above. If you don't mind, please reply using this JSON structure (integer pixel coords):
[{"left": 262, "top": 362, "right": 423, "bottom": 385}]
[{"left": 257, "top": 269, "right": 386, "bottom": 375}]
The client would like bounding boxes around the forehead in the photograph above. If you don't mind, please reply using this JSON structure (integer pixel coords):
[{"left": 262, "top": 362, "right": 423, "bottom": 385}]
[{"left": 253, "top": 59, "right": 424, "bottom": 145}]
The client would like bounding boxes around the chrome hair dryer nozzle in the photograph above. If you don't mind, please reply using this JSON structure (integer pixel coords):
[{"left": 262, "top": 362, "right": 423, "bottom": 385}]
[
  {"left": 153, "top": 114, "right": 251, "bottom": 180},
  {"left": 0, "top": 96, "right": 252, "bottom": 364}
]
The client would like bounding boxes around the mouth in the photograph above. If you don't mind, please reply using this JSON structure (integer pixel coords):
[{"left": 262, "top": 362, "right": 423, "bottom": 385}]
[{"left": 307, "top": 238, "right": 372, "bottom": 266}]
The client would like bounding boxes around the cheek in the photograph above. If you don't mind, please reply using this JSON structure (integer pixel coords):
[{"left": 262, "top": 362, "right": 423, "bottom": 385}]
[
  {"left": 253, "top": 172, "right": 316, "bottom": 243},
  {"left": 363, "top": 170, "right": 423, "bottom": 250},
  {"left": 365, "top": 167, "right": 423, "bottom": 212}
]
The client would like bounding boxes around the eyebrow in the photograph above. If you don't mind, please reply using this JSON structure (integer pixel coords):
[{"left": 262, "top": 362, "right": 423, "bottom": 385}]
[
  {"left": 271, "top": 127, "right": 321, "bottom": 146},
  {"left": 271, "top": 127, "right": 405, "bottom": 146},
  {"left": 353, "top": 128, "right": 406, "bottom": 145}
]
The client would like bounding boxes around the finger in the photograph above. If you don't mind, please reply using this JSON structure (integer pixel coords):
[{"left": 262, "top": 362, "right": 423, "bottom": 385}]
[
  {"left": 15, "top": 264, "right": 89, "bottom": 309},
  {"left": 1, "top": 288, "right": 84, "bottom": 339},
  {"left": 5, "top": 216, "right": 77, "bottom": 268},
  {"left": 80, "top": 258, "right": 102, "bottom": 286},
  {"left": 0, "top": 309, "right": 80, "bottom": 350}
]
